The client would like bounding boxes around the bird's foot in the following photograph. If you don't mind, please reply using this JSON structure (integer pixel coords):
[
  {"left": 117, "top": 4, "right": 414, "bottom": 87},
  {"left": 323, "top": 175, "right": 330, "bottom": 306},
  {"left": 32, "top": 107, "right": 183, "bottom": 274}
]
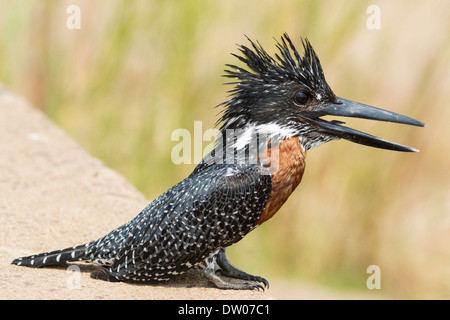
[
  {"left": 204, "top": 248, "right": 269, "bottom": 291},
  {"left": 216, "top": 267, "right": 269, "bottom": 290},
  {"left": 205, "top": 269, "right": 266, "bottom": 291}
]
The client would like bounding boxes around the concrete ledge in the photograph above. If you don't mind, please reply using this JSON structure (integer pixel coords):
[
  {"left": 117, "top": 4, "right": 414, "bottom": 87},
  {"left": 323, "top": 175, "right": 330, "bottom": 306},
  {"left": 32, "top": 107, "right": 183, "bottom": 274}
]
[{"left": 0, "top": 87, "right": 272, "bottom": 300}]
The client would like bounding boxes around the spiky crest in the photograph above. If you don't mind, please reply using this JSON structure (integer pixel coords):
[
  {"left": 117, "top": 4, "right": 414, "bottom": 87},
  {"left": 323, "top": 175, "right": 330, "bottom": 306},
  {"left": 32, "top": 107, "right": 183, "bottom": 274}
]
[{"left": 217, "top": 33, "right": 329, "bottom": 132}]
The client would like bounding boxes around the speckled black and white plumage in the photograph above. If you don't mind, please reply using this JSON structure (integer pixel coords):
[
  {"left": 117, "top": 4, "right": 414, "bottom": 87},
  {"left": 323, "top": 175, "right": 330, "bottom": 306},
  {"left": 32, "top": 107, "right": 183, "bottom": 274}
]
[{"left": 103, "top": 164, "right": 271, "bottom": 282}]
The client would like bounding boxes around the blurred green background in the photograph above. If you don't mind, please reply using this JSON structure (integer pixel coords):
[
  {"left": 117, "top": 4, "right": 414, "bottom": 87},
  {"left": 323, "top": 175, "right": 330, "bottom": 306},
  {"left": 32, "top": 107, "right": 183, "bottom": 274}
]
[{"left": 1, "top": 0, "right": 449, "bottom": 299}]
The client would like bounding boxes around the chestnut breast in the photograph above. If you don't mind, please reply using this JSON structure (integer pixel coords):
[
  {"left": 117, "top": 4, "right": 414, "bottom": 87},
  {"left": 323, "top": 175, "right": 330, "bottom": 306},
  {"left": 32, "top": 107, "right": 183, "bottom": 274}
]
[{"left": 254, "top": 137, "right": 306, "bottom": 226}]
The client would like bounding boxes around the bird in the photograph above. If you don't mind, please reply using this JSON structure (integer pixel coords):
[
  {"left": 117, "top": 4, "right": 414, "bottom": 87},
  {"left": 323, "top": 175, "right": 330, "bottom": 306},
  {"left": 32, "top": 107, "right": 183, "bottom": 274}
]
[{"left": 11, "top": 33, "right": 424, "bottom": 290}]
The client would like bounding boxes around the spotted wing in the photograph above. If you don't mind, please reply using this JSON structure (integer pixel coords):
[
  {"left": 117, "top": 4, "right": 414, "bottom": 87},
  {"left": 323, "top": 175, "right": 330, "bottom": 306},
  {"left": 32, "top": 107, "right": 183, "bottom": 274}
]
[{"left": 107, "top": 164, "right": 272, "bottom": 281}]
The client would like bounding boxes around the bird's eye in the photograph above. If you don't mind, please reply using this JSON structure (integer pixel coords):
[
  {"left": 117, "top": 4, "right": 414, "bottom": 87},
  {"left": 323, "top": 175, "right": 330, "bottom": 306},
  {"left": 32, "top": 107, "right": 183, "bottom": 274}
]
[{"left": 293, "top": 91, "right": 309, "bottom": 105}]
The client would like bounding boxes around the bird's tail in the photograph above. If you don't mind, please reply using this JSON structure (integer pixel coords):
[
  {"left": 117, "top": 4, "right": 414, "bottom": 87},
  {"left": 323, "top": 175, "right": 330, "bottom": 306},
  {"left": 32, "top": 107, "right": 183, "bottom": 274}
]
[{"left": 11, "top": 243, "right": 91, "bottom": 267}]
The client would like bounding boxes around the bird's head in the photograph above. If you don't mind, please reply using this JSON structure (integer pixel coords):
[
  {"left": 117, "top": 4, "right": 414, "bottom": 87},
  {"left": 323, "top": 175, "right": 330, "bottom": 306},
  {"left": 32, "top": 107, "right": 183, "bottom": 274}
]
[{"left": 217, "top": 34, "right": 424, "bottom": 152}]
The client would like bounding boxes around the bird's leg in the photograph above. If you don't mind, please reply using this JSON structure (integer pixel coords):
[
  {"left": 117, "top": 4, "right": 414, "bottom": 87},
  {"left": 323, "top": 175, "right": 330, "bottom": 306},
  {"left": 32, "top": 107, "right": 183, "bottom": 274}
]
[{"left": 205, "top": 248, "right": 268, "bottom": 290}]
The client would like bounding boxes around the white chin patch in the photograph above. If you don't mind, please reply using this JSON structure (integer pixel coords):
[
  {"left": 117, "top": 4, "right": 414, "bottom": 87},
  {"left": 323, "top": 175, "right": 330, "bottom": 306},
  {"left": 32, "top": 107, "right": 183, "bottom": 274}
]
[{"left": 234, "top": 123, "right": 297, "bottom": 150}]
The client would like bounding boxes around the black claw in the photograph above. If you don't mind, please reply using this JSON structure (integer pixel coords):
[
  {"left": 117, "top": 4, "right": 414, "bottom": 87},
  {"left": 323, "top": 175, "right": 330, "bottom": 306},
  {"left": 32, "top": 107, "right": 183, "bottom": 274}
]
[
  {"left": 254, "top": 283, "right": 265, "bottom": 291},
  {"left": 259, "top": 277, "right": 269, "bottom": 289},
  {"left": 256, "top": 279, "right": 268, "bottom": 291},
  {"left": 242, "top": 275, "right": 269, "bottom": 290},
  {"left": 237, "top": 281, "right": 264, "bottom": 291}
]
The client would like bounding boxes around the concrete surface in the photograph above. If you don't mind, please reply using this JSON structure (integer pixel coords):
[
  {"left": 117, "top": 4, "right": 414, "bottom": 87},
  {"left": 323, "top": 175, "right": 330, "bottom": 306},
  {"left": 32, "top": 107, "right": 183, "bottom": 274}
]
[{"left": 0, "top": 86, "right": 272, "bottom": 300}]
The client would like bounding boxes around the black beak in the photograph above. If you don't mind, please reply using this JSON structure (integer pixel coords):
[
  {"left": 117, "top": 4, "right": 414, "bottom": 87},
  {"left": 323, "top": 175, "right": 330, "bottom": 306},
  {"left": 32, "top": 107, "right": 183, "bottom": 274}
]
[{"left": 305, "top": 97, "right": 425, "bottom": 152}]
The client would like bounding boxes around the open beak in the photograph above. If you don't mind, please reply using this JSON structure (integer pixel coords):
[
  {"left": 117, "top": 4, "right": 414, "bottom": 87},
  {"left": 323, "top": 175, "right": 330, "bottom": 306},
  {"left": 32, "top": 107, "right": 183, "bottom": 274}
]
[{"left": 305, "top": 97, "right": 425, "bottom": 152}]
